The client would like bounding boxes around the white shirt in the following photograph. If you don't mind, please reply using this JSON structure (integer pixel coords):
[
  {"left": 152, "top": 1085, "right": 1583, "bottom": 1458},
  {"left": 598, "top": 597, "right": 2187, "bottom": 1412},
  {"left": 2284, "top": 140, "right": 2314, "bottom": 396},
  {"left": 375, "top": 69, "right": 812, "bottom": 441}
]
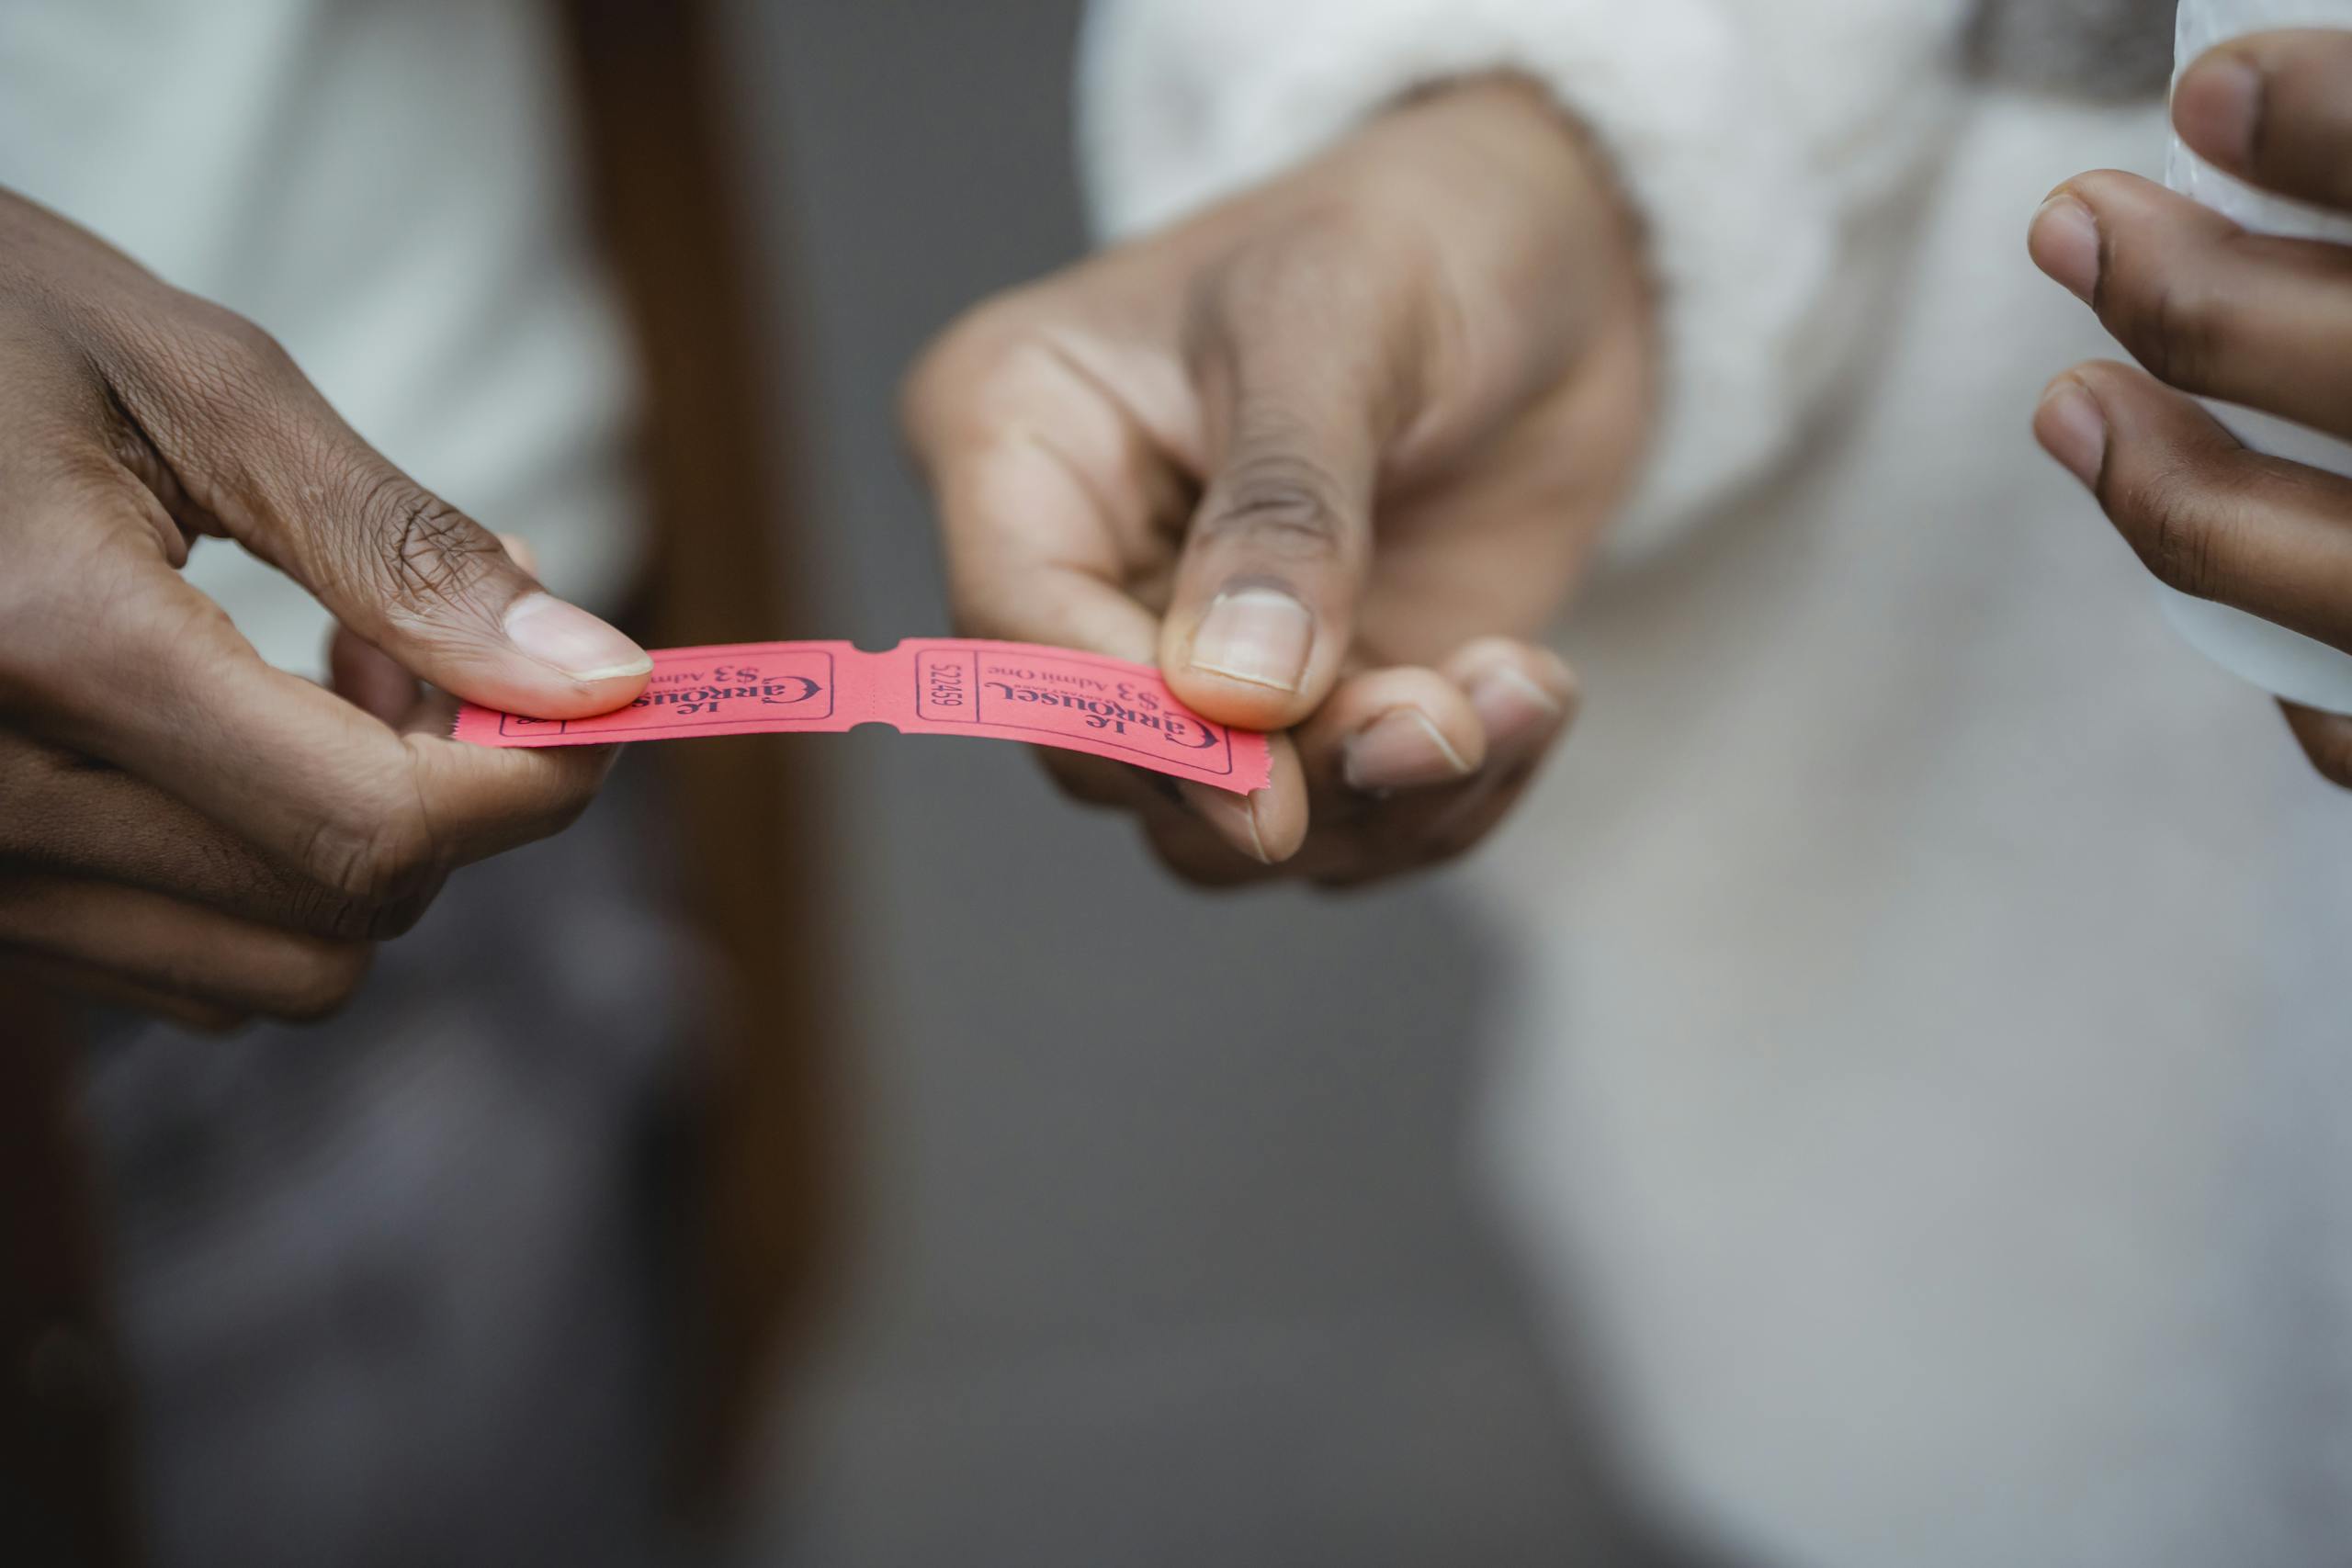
[
  {"left": 1083, "top": 3, "right": 2352, "bottom": 1563},
  {"left": 0, "top": 0, "right": 643, "bottom": 675}
]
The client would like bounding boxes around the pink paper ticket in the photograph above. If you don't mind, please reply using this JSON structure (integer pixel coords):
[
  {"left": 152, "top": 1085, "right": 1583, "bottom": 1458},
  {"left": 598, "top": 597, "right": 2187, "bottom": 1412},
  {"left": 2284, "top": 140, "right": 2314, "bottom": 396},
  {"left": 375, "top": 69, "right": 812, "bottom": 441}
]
[{"left": 451, "top": 638, "right": 1272, "bottom": 794}]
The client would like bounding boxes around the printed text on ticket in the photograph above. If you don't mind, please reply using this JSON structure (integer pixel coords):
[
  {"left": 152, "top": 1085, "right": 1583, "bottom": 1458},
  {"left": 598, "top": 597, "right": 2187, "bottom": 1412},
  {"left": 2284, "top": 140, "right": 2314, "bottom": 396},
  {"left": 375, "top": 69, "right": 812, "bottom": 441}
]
[{"left": 451, "top": 638, "right": 1273, "bottom": 795}]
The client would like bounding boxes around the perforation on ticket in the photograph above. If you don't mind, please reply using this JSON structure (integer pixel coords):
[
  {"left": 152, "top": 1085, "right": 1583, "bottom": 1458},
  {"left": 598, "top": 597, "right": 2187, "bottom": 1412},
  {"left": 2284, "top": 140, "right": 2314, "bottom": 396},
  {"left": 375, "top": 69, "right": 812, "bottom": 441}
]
[{"left": 451, "top": 639, "right": 1272, "bottom": 795}]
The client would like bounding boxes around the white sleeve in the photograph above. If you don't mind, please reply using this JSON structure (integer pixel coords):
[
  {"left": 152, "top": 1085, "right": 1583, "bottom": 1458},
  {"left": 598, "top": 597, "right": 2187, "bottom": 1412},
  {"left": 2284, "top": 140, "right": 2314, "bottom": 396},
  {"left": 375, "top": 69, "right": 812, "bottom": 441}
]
[{"left": 1077, "top": 0, "right": 1975, "bottom": 550}]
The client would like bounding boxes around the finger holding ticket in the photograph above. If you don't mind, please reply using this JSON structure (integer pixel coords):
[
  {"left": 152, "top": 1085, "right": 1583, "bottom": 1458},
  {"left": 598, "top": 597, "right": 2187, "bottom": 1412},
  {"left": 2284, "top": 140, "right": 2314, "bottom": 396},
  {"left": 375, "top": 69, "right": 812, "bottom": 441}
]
[
  {"left": 0, "top": 187, "right": 642, "bottom": 1026},
  {"left": 897, "top": 79, "right": 1635, "bottom": 885}
]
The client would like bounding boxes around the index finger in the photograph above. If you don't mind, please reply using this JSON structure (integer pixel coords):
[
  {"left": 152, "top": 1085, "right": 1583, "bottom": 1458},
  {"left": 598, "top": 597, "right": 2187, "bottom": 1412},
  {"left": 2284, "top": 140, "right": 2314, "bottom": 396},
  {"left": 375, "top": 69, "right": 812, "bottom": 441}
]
[
  {"left": 920, "top": 403, "right": 1292, "bottom": 863},
  {"left": 17, "top": 561, "right": 612, "bottom": 908},
  {"left": 932, "top": 426, "right": 1164, "bottom": 662}
]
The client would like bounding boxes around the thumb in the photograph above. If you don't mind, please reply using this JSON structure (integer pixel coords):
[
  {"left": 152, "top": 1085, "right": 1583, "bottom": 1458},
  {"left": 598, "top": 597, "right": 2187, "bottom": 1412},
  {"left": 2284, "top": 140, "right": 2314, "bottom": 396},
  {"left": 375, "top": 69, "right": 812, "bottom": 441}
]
[
  {"left": 1160, "top": 283, "right": 1385, "bottom": 731},
  {"left": 120, "top": 327, "right": 650, "bottom": 718},
  {"left": 282, "top": 462, "right": 648, "bottom": 719}
]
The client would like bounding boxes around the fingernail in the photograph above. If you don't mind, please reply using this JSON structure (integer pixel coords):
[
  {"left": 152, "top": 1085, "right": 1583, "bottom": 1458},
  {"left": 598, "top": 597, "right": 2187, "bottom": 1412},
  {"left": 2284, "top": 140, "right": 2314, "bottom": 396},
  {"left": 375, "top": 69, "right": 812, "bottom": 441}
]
[
  {"left": 1469, "top": 665, "right": 1566, "bottom": 750},
  {"left": 503, "top": 592, "right": 652, "bottom": 681},
  {"left": 2035, "top": 378, "right": 2108, "bottom": 491},
  {"left": 1343, "top": 708, "right": 1473, "bottom": 794},
  {"left": 2029, "top": 195, "right": 2101, "bottom": 304},
  {"left": 1189, "top": 587, "right": 1313, "bottom": 693},
  {"left": 2175, "top": 54, "right": 2262, "bottom": 172}
]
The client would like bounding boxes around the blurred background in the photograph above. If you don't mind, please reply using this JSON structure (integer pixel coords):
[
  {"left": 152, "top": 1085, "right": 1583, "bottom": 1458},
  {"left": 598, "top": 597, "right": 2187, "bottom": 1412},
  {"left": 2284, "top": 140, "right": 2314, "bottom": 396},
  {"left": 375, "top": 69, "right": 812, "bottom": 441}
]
[
  {"left": 724, "top": 3, "right": 1641, "bottom": 1563},
  {"left": 0, "top": 3, "right": 1675, "bottom": 1563},
  {"left": 22, "top": 6, "right": 2330, "bottom": 1567}
]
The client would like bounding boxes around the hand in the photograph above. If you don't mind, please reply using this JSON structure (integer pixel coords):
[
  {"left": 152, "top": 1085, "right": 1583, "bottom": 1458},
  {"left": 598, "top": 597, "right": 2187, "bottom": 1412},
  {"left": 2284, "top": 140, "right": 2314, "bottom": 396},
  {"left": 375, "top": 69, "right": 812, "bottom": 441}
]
[
  {"left": 2030, "top": 28, "right": 2352, "bottom": 787},
  {"left": 0, "top": 187, "right": 651, "bottom": 1028},
  {"left": 904, "top": 75, "right": 1654, "bottom": 886}
]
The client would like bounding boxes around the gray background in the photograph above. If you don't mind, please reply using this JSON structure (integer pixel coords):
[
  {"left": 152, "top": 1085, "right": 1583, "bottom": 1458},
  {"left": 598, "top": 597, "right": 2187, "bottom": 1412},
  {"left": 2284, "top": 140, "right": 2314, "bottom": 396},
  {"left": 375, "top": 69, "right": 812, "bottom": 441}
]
[{"left": 711, "top": 4, "right": 1681, "bottom": 1564}]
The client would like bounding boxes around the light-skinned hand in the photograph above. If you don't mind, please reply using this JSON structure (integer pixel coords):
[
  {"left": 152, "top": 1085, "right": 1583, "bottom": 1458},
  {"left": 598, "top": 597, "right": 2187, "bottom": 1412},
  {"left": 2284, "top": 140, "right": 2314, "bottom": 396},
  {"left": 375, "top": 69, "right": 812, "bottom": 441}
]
[{"left": 906, "top": 76, "right": 1654, "bottom": 886}]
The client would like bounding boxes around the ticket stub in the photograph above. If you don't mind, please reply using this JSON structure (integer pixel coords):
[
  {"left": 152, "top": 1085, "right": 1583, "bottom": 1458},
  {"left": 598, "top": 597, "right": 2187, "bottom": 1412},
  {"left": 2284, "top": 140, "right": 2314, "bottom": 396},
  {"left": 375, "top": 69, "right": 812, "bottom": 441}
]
[{"left": 451, "top": 638, "right": 1272, "bottom": 795}]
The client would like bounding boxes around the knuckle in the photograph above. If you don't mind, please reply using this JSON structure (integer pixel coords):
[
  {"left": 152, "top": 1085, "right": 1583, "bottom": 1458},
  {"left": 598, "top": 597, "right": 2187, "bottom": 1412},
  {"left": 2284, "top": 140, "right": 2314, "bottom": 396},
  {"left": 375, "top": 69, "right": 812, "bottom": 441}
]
[
  {"left": 278, "top": 879, "right": 369, "bottom": 942},
  {"left": 177, "top": 818, "right": 276, "bottom": 909},
  {"left": 1197, "top": 450, "right": 1350, "bottom": 559},
  {"left": 166, "top": 302, "right": 300, "bottom": 412},
  {"left": 300, "top": 791, "right": 439, "bottom": 911},
  {"left": 207, "top": 308, "right": 296, "bottom": 376},
  {"left": 352, "top": 475, "right": 496, "bottom": 615},
  {"left": 2116, "top": 264, "right": 2228, "bottom": 394},
  {"left": 2118, "top": 457, "right": 2233, "bottom": 599},
  {"left": 360, "top": 887, "right": 438, "bottom": 941},
  {"left": 288, "top": 876, "right": 435, "bottom": 943}
]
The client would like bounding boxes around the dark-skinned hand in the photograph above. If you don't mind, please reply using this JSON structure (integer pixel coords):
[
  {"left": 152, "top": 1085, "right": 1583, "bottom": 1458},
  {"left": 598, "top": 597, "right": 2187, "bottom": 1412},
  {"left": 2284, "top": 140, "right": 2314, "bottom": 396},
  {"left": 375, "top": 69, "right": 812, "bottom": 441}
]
[
  {"left": 0, "top": 188, "right": 650, "bottom": 1028},
  {"left": 2031, "top": 28, "right": 2352, "bottom": 787}
]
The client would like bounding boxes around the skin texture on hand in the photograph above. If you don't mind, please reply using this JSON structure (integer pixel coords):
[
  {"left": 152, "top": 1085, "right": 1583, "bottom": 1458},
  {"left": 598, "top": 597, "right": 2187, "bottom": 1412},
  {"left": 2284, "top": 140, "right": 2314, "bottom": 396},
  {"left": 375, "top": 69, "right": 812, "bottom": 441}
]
[
  {"left": 0, "top": 188, "right": 651, "bottom": 1027},
  {"left": 905, "top": 75, "right": 1657, "bottom": 886},
  {"left": 2029, "top": 28, "right": 2352, "bottom": 788}
]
